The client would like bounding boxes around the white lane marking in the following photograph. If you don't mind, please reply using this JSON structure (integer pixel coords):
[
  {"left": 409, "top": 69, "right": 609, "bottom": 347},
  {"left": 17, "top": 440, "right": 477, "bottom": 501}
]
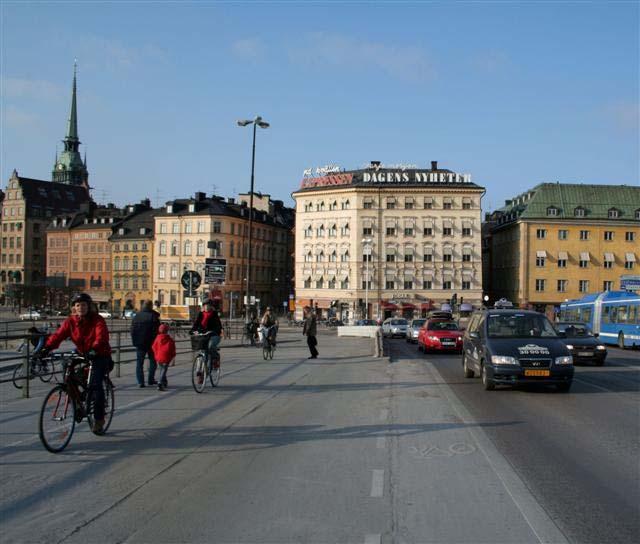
[
  {"left": 370, "top": 469, "right": 384, "bottom": 497},
  {"left": 376, "top": 436, "right": 386, "bottom": 449},
  {"left": 379, "top": 408, "right": 389, "bottom": 421},
  {"left": 427, "top": 362, "right": 569, "bottom": 544},
  {"left": 364, "top": 534, "right": 381, "bottom": 544}
]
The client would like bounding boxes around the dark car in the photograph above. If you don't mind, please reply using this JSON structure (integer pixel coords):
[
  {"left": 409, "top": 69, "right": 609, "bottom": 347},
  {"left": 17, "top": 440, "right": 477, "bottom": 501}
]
[
  {"left": 462, "top": 309, "right": 574, "bottom": 392},
  {"left": 555, "top": 322, "right": 607, "bottom": 366},
  {"left": 357, "top": 319, "right": 378, "bottom": 326}
]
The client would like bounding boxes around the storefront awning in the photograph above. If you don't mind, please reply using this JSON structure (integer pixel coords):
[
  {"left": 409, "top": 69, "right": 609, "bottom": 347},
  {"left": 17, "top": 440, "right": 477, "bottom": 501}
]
[
  {"left": 536, "top": 250, "right": 547, "bottom": 258},
  {"left": 580, "top": 252, "right": 591, "bottom": 261},
  {"left": 400, "top": 302, "right": 416, "bottom": 310},
  {"left": 381, "top": 301, "right": 398, "bottom": 310},
  {"left": 604, "top": 253, "right": 615, "bottom": 262},
  {"left": 420, "top": 302, "right": 434, "bottom": 310},
  {"left": 558, "top": 251, "right": 568, "bottom": 260}
]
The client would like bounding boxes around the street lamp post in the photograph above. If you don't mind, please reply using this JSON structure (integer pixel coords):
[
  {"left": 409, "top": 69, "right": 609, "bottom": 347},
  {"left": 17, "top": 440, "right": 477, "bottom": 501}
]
[
  {"left": 237, "top": 116, "right": 270, "bottom": 325},
  {"left": 362, "top": 238, "right": 373, "bottom": 319}
]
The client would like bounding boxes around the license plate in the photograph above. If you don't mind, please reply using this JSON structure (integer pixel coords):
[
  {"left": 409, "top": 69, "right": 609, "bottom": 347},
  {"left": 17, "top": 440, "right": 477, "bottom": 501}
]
[
  {"left": 441, "top": 340, "right": 455, "bottom": 344},
  {"left": 578, "top": 352, "right": 592, "bottom": 357},
  {"left": 524, "top": 369, "right": 550, "bottom": 377}
]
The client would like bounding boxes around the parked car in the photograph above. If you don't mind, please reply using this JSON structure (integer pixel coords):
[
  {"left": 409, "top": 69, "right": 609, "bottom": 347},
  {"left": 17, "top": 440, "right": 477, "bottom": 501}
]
[
  {"left": 418, "top": 320, "right": 463, "bottom": 352},
  {"left": 357, "top": 319, "right": 378, "bottom": 326},
  {"left": 123, "top": 309, "right": 137, "bottom": 320},
  {"left": 98, "top": 310, "right": 113, "bottom": 319},
  {"left": 406, "top": 319, "right": 427, "bottom": 343},
  {"left": 462, "top": 309, "right": 573, "bottom": 392},
  {"left": 555, "top": 321, "right": 607, "bottom": 366},
  {"left": 19, "top": 310, "right": 42, "bottom": 321},
  {"left": 381, "top": 318, "right": 408, "bottom": 338},
  {"left": 327, "top": 317, "right": 344, "bottom": 327}
]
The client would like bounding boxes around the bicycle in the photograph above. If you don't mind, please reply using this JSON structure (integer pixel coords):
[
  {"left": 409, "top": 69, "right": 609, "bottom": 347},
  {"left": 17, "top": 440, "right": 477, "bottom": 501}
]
[
  {"left": 190, "top": 332, "right": 221, "bottom": 393},
  {"left": 12, "top": 353, "right": 57, "bottom": 389},
  {"left": 261, "top": 325, "right": 277, "bottom": 360},
  {"left": 38, "top": 352, "right": 115, "bottom": 453}
]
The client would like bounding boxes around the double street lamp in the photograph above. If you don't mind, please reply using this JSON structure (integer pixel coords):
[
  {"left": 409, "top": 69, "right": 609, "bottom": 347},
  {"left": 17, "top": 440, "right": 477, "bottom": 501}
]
[{"left": 237, "top": 116, "right": 270, "bottom": 324}]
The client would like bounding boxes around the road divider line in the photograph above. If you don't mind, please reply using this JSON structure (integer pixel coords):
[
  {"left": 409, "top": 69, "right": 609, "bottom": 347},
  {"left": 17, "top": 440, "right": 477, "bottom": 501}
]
[
  {"left": 370, "top": 469, "right": 384, "bottom": 497},
  {"left": 376, "top": 436, "right": 386, "bottom": 449},
  {"left": 426, "top": 361, "right": 569, "bottom": 544}
]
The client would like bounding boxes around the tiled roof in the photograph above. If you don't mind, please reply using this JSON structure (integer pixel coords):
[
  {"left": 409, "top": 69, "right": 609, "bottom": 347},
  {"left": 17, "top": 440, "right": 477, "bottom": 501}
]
[
  {"left": 109, "top": 209, "right": 156, "bottom": 240},
  {"left": 15, "top": 176, "right": 91, "bottom": 217},
  {"left": 496, "top": 183, "right": 640, "bottom": 221}
]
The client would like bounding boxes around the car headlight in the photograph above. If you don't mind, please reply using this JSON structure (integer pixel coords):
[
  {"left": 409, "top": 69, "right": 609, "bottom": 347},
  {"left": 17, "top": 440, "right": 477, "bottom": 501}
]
[
  {"left": 428, "top": 336, "right": 439, "bottom": 341},
  {"left": 596, "top": 345, "right": 606, "bottom": 350},
  {"left": 491, "top": 355, "right": 519, "bottom": 365},
  {"left": 565, "top": 344, "right": 574, "bottom": 350},
  {"left": 555, "top": 356, "right": 573, "bottom": 365}
]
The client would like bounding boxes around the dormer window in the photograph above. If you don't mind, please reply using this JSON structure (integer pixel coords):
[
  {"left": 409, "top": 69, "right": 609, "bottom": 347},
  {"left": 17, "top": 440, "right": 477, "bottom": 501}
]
[
  {"left": 62, "top": 219, "right": 67, "bottom": 226},
  {"left": 547, "top": 206, "right": 558, "bottom": 217},
  {"left": 118, "top": 228, "right": 125, "bottom": 235},
  {"left": 84, "top": 218, "right": 89, "bottom": 224},
  {"left": 109, "top": 218, "right": 114, "bottom": 223},
  {"left": 167, "top": 204, "right": 173, "bottom": 213},
  {"left": 128, "top": 206, "right": 135, "bottom": 213},
  {"left": 93, "top": 218, "right": 98, "bottom": 224},
  {"left": 53, "top": 219, "right": 58, "bottom": 227},
  {"left": 574, "top": 207, "right": 585, "bottom": 218},
  {"left": 608, "top": 208, "right": 620, "bottom": 219},
  {"left": 188, "top": 203, "right": 195, "bottom": 213},
  {"left": 139, "top": 227, "right": 146, "bottom": 235},
  {"left": 100, "top": 218, "right": 106, "bottom": 224}
]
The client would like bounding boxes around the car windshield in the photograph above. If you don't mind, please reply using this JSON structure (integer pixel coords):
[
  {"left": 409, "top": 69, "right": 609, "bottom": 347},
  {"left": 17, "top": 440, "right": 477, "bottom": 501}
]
[
  {"left": 428, "top": 321, "right": 459, "bottom": 331},
  {"left": 558, "top": 324, "right": 592, "bottom": 337},
  {"left": 411, "top": 320, "right": 426, "bottom": 327},
  {"left": 487, "top": 314, "right": 558, "bottom": 338},
  {"left": 390, "top": 319, "right": 407, "bottom": 325}
]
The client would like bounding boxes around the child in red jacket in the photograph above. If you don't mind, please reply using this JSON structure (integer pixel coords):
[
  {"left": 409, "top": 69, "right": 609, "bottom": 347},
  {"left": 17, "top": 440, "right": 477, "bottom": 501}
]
[{"left": 151, "top": 324, "right": 176, "bottom": 391}]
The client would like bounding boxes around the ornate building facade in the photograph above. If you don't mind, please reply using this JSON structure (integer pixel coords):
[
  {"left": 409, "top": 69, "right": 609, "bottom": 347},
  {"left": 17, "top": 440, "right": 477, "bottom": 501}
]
[{"left": 292, "top": 161, "right": 485, "bottom": 322}]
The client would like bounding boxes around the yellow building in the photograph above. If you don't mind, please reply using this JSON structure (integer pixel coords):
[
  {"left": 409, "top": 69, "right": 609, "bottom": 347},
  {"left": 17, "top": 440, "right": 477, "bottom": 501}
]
[
  {"left": 486, "top": 183, "right": 640, "bottom": 311},
  {"left": 110, "top": 202, "right": 155, "bottom": 313}
]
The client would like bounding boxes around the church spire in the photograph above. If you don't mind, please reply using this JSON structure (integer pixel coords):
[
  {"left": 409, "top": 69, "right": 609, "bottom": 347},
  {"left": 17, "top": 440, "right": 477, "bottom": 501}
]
[{"left": 52, "top": 61, "right": 88, "bottom": 188}]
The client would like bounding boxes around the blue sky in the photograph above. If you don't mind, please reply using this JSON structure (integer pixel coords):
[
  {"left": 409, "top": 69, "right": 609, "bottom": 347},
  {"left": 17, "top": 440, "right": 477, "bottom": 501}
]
[{"left": 1, "top": 1, "right": 638, "bottom": 211}]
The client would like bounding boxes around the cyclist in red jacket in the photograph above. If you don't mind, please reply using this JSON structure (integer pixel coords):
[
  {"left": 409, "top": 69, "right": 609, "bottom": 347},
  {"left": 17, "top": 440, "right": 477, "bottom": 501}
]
[{"left": 39, "top": 293, "right": 112, "bottom": 434}]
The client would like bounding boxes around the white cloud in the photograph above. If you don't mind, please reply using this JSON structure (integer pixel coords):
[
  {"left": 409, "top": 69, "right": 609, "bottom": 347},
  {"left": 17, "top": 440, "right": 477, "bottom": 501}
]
[
  {"left": 3, "top": 105, "right": 40, "bottom": 130},
  {"left": 2, "top": 78, "right": 65, "bottom": 101},
  {"left": 232, "top": 38, "right": 266, "bottom": 61},
  {"left": 606, "top": 101, "right": 639, "bottom": 132},
  {"left": 289, "top": 32, "right": 435, "bottom": 82}
]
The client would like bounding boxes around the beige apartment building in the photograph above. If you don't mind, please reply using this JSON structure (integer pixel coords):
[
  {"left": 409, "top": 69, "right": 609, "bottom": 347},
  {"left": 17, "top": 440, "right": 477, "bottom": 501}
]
[
  {"left": 153, "top": 192, "right": 294, "bottom": 316},
  {"left": 292, "top": 161, "right": 485, "bottom": 322},
  {"left": 485, "top": 183, "right": 640, "bottom": 311}
]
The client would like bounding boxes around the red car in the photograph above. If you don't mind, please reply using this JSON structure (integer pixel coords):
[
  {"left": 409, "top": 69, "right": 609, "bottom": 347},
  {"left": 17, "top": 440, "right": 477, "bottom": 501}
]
[{"left": 418, "top": 320, "right": 463, "bottom": 353}]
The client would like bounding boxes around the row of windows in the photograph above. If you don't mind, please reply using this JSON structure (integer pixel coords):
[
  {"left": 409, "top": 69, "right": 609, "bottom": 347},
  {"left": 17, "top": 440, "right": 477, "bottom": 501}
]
[
  {"left": 72, "top": 242, "right": 108, "bottom": 254},
  {"left": 301, "top": 277, "right": 474, "bottom": 290},
  {"left": 156, "top": 263, "right": 278, "bottom": 283},
  {"left": 157, "top": 220, "right": 287, "bottom": 243},
  {"left": 1, "top": 254, "right": 22, "bottom": 264},
  {"left": 546, "top": 206, "right": 640, "bottom": 219},
  {"left": 303, "top": 223, "right": 475, "bottom": 238},
  {"left": 536, "top": 228, "right": 636, "bottom": 241},
  {"left": 48, "top": 237, "right": 69, "bottom": 248},
  {"left": 535, "top": 256, "right": 635, "bottom": 269},
  {"left": 71, "top": 260, "right": 109, "bottom": 273},
  {"left": 1, "top": 222, "right": 23, "bottom": 232},
  {"left": 1, "top": 237, "right": 22, "bottom": 249},
  {"left": 113, "top": 242, "right": 149, "bottom": 252},
  {"left": 303, "top": 197, "right": 475, "bottom": 212},
  {"left": 114, "top": 257, "right": 149, "bottom": 271},
  {"left": 114, "top": 277, "right": 149, "bottom": 290},
  {"left": 303, "top": 251, "right": 474, "bottom": 263},
  {"left": 536, "top": 279, "right": 618, "bottom": 293}
]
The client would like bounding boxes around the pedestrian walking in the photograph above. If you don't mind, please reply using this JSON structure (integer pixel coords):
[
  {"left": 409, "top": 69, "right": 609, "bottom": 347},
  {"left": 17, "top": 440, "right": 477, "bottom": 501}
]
[
  {"left": 302, "top": 305, "right": 319, "bottom": 359},
  {"left": 130, "top": 301, "right": 160, "bottom": 388},
  {"left": 151, "top": 324, "right": 176, "bottom": 391}
]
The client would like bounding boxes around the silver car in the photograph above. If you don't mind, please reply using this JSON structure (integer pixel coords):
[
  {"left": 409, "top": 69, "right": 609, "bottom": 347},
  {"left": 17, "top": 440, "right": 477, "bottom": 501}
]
[
  {"left": 406, "top": 319, "right": 426, "bottom": 343},
  {"left": 382, "top": 318, "right": 409, "bottom": 338}
]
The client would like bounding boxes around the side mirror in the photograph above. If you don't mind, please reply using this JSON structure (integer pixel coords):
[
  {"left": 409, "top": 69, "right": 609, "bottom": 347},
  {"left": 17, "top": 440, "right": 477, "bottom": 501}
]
[
  {"left": 593, "top": 333, "right": 599, "bottom": 338},
  {"left": 469, "top": 331, "right": 479, "bottom": 339}
]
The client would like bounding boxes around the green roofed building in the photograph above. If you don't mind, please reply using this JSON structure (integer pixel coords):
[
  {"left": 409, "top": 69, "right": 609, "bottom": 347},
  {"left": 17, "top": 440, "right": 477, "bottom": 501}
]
[{"left": 483, "top": 183, "right": 640, "bottom": 313}]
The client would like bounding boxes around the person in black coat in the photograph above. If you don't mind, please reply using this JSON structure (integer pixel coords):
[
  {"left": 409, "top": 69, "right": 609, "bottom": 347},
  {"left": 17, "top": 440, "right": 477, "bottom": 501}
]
[
  {"left": 190, "top": 300, "right": 223, "bottom": 366},
  {"left": 130, "top": 301, "right": 160, "bottom": 387}
]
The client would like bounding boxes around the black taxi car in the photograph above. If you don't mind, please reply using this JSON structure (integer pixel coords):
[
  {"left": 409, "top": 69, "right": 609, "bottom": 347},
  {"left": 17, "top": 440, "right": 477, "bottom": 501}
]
[{"left": 462, "top": 309, "right": 574, "bottom": 391}]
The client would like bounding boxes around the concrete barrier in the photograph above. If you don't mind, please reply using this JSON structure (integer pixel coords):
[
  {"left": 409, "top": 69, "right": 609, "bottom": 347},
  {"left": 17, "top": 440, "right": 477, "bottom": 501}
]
[{"left": 337, "top": 326, "right": 379, "bottom": 338}]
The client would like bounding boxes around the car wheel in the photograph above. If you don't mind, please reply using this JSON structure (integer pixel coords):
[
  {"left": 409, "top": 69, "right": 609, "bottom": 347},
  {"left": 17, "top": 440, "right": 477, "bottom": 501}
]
[
  {"left": 556, "top": 382, "right": 572, "bottom": 392},
  {"left": 618, "top": 332, "right": 625, "bottom": 350},
  {"left": 481, "top": 363, "right": 494, "bottom": 391},
  {"left": 463, "top": 353, "right": 474, "bottom": 378}
]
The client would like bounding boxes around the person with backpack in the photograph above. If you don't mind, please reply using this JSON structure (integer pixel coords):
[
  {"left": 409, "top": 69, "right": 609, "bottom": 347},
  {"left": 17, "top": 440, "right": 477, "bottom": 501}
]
[{"left": 151, "top": 323, "right": 176, "bottom": 391}]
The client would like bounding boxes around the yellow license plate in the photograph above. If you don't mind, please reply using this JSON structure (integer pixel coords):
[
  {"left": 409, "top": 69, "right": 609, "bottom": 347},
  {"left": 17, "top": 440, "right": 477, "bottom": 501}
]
[{"left": 524, "top": 369, "right": 550, "bottom": 377}]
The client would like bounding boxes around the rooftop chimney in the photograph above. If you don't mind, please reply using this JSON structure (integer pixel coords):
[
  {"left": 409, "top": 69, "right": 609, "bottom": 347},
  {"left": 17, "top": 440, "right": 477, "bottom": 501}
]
[
  {"left": 370, "top": 161, "right": 381, "bottom": 169},
  {"left": 431, "top": 161, "right": 438, "bottom": 170},
  {"left": 227, "top": 197, "right": 235, "bottom": 204},
  {"left": 194, "top": 191, "right": 206, "bottom": 202}
]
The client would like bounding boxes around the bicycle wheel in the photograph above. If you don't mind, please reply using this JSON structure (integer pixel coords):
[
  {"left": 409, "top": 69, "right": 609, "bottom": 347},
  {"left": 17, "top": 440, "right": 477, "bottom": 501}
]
[
  {"left": 38, "top": 362, "right": 54, "bottom": 383},
  {"left": 86, "top": 379, "right": 115, "bottom": 435},
  {"left": 192, "top": 354, "right": 208, "bottom": 393},
  {"left": 210, "top": 362, "right": 221, "bottom": 387},
  {"left": 12, "top": 364, "right": 26, "bottom": 389},
  {"left": 39, "top": 385, "right": 76, "bottom": 453}
]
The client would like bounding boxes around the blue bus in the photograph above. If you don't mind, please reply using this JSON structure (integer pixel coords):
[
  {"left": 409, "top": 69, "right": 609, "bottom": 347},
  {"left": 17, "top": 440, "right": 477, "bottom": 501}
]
[{"left": 560, "top": 291, "right": 640, "bottom": 348}]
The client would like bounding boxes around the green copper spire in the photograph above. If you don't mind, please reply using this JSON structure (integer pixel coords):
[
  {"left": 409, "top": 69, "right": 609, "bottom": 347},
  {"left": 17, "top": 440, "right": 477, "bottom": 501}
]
[
  {"left": 65, "top": 61, "right": 79, "bottom": 141},
  {"left": 52, "top": 61, "right": 88, "bottom": 187}
]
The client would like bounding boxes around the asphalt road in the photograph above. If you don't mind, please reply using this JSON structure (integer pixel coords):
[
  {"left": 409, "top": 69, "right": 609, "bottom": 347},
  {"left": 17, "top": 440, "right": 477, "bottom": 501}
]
[
  {"left": 0, "top": 328, "right": 638, "bottom": 543},
  {"left": 388, "top": 338, "right": 640, "bottom": 544}
]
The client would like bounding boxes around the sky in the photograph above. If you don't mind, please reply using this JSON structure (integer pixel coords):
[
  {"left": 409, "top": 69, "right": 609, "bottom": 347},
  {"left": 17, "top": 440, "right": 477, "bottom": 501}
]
[{"left": 1, "top": 1, "right": 638, "bottom": 212}]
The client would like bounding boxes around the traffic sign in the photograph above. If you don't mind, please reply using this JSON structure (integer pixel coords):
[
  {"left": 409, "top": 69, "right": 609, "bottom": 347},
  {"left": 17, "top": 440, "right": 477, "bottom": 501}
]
[
  {"left": 205, "top": 258, "right": 226, "bottom": 284},
  {"left": 181, "top": 270, "right": 202, "bottom": 291}
]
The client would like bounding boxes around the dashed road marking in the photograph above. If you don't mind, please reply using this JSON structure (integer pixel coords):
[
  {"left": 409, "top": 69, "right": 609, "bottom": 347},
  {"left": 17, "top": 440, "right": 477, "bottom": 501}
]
[
  {"left": 370, "top": 469, "right": 384, "bottom": 497},
  {"left": 376, "top": 436, "right": 386, "bottom": 449}
]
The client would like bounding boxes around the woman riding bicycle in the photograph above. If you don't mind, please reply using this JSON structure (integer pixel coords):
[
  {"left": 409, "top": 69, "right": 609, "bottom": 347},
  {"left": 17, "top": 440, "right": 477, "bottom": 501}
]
[
  {"left": 260, "top": 307, "right": 278, "bottom": 347},
  {"left": 190, "top": 300, "right": 222, "bottom": 367},
  {"left": 38, "top": 293, "right": 112, "bottom": 434}
]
